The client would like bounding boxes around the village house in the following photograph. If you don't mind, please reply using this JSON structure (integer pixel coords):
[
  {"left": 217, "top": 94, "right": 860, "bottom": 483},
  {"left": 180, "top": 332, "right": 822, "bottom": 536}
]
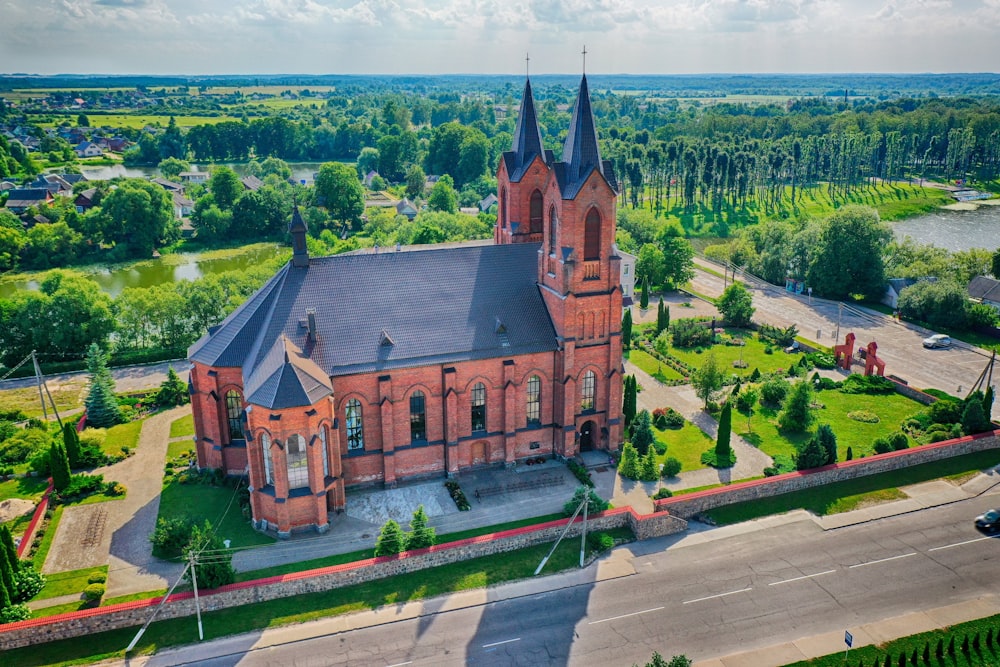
[{"left": 187, "top": 76, "right": 624, "bottom": 537}]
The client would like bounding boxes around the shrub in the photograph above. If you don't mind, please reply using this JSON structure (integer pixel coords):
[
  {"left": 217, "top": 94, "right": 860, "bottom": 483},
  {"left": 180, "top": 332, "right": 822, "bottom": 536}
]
[
  {"left": 83, "top": 583, "right": 105, "bottom": 602},
  {"left": 59, "top": 473, "right": 107, "bottom": 500},
  {"left": 652, "top": 440, "right": 667, "bottom": 455},
  {"left": 639, "top": 449, "right": 659, "bottom": 481},
  {"left": 962, "top": 399, "right": 992, "bottom": 435},
  {"left": 760, "top": 376, "right": 790, "bottom": 405},
  {"left": 618, "top": 442, "right": 641, "bottom": 480},
  {"left": 929, "top": 399, "right": 963, "bottom": 425},
  {"left": 444, "top": 480, "right": 471, "bottom": 511},
  {"left": 807, "top": 352, "right": 836, "bottom": 369},
  {"left": 652, "top": 487, "right": 674, "bottom": 500},
  {"left": 0, "top": 428, "right": 52, "bottom": 466},
  {"left": 758, "top": 322, "right": 798, "bottom": 347},
  {"left": 12, "top": 566, "right": 46, "bottom": 602},
  {"left": 632, "top": 410, "right": 655, "bottom": 455},
  {"left": 567, "top": 459, "right": 594, "bottom": 487},
  {"left": 748, "top": 367, "right": 761, "bottom": 382},
  {"left": 778, "top": 382, "right": 814, "bottom": 432},
  {"left": 0, "top": 604, "right": 31, "bottom": 623},
  {"left": 88, "top": 572, "right": 108, "bottom": 584},
  {"left": 670, "top": 318, "right": 713, "bottom": 348},
  {"left": 587, "top": 531, "right": 615, "bottom": 553},
  {"left": 840, "top": 374, "right": 895, "bottom": 395},
  {"left": 652, "top": 408, "right": 668, "bottom": 429},
  {"left": 796, "top": 437, "right": 829, "bottom": 470},
  {"left": 563, "top": 486, "right": 609, "bottom": 517},
  {"left": 873, "top": 437, "right": 894, "bottom": 454},
  {"left": 375, "top": 519, "right": 406, "bottom": 556},
  {"left": 889, "top": 431, "right": 910, "bottom": 451},
  {"left": 813, "top": 376, "right": 841, "bottom": 391},
  {"left": 150, "top": 517, "right": 195, "bottom": 558},
  {"left": 662, "top": 408, "right": 684, "bottom": 428},
  {"left": 735, "top": 387, "right": 758, "bottom": 414},
  {"left": 847, "top": 410, "right": 880, "bottom": 423},
  {"left": 661, "top": 457, "right": 682, "bottom": 478},
  {"left": 701, "top": 448, "right": 737, "bottom": 468}
]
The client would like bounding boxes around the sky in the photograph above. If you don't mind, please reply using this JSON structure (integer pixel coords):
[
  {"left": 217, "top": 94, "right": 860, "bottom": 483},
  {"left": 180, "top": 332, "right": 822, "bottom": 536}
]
[{"left": 1, "top": 0, "right": 999, "bottom": 76}]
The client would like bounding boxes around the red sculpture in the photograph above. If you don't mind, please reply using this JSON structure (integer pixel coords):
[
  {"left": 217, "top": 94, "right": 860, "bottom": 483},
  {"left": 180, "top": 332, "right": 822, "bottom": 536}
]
[
  {"left": 864, "top": 340, "right": 885, "bottom": 377},
  {"left": 833, "top": 332, "right": 856, "bottom": 371}
]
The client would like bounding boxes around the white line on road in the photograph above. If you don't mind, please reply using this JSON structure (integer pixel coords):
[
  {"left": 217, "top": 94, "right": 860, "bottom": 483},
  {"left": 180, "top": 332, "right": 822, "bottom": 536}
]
[
  {"left": 929, "top": 537, "right": 992, "bottom": 552},
  {"left": 387, "top": 662, "right": 413, "bottom": 667},
  {"left": 849, "top": 552, "right": 916, "bottom": 568},
  {"left": 682, "top": 588, "right": 752, "bottom": 605},
  {"left": 768, "top": 570, "right": 836, "bottom": 586},
  {"left": 482, "top": 638, "right": 521, "bottom": 648},
  {"left": 588, "top": 606, "right": 665, "bottom": 624}
]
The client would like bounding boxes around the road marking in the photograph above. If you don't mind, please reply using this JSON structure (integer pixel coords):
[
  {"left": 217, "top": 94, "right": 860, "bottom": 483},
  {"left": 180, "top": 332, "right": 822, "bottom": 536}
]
[
  {"left": 482, "top": 638, "right": 521, "bottom": 648},
  {"left": 768, "top": 570, "right": 836, "bottom": 586},
  {"left": 849, "top": 552, "right": 916, "bottom": 569},
  {"left": 929, "top": 537, "right": 992, "bottom": 552},
  {"left": 387, "top": 662, "right": 413, "bottom": 667},
  {"left": 682, "top": 588, "right": 752, "bottom": 605},
  {"left": 588, "top": 606, "right": 665, "bottom": 624}
]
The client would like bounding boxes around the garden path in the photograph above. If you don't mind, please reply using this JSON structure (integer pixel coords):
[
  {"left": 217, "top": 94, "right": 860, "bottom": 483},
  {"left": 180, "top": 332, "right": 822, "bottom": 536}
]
[{"left": 625, "top": 360, "right": 773, "bottom": 491}]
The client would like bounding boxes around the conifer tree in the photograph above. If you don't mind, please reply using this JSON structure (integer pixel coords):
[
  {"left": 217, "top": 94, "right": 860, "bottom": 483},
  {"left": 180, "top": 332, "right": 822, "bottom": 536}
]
[
  {"left": 622, "top": 309, "right": 633, "bottom": 350},
  {"left": 50, "top": 442, "right": 72, "bottom": 492},
  {"left": 815, "top": 423, "right": 838, "bottom": 465},
  {"left": 962, "top": 398, "right": 991, "bottom": 435},
  {"left": 640, "top": 275, "right": 650, "bottom": 310},
  {"left": 640, "top": 448, "right": 659, "bottom": 481},
  {"left": 623, "top": 375, "right": 637, "bottom": 430},
  {"left": 406, "top": 505, "right": 436, "bottom": 550},
  {"left": 62, "top": 422, "right": 81, "bottom": 469},
  {"left": 0, "top": 547, "right": 14, "bottom": 609},
  {"left": 715, "top": 402, "right": 732, "bottom": 461},
  {"left": 656, "top": 297, "right": 667, "bottom": 335},
  {"left": 631, "top": 410, "right": 654, "bottom": 455},
  {"left": 984, "top": 386, "right": 995, "bottom": 421},
  {"left": 0, "top": 526, "right": 18, "bottom": 574},
  {"left": 156, "top": 366, "right": 190, "bottom": 407},
  {"left": 618, "top": 442, "right": 640, "bottom": 479},
  {"left": 84, "top": 344, "right": 121, "bottom": 428},
  {"left": 375, "top": 519, "right": 406, "bottom": 556}
]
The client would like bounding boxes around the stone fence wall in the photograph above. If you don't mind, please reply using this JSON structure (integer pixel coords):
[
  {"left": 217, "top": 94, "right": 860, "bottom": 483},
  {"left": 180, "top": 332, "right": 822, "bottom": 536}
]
[
  {"left": 0, "top": 505, "right": 687, "bottom": 649},
  {"left": 655, "top": 430, "right": 1000, "bottom": 518}
]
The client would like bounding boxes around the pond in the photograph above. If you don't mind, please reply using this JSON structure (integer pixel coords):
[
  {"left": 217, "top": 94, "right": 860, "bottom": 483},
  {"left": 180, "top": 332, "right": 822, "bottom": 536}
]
[
  {"left": 80, "top": 161, "right": 326, "bottom": 184},
  {"left": 892, "top": 203, "right": 1000, "bottom": 252},
  {"left": 0, "top": 244, "right": 285, "bottom": 299}
]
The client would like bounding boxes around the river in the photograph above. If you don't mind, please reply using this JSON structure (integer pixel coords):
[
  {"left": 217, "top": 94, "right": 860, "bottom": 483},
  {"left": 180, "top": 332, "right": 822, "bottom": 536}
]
[
  {"left": 891, "top": 202, "right": 1000, "bottom": 252},
  {"left": 0, "top": 244, "right": 285, "bottom": 300}
]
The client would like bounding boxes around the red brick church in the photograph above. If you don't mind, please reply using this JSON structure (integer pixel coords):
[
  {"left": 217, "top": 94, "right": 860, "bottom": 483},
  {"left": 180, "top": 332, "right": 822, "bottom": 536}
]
[{"left": 187, "top": 75, "right": 624, "bottom": 536}]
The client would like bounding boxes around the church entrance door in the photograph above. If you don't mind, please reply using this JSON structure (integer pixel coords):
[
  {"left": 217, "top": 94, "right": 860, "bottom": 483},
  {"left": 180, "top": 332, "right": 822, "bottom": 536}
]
[
  {"left": 579, "top": 421, "right": 595, "bottom": 451},
  {"left": 471, "top": 441, "right": 488, "bottom": 466}
]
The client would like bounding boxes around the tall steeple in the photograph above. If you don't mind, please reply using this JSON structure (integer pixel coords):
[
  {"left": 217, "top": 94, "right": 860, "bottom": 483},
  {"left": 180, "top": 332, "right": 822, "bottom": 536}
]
[
  {"left": 509, "top": 77, "right": 545, "bottom": 179},
  {"left": 561, "top": 74, "right": 604, "bottom": 192}
]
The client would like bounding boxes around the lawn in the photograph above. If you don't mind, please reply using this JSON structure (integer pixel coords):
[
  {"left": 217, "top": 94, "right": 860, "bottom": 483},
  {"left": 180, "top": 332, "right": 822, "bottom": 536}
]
[
  {"left": 168, "top": 414, "right": 195, "bottom": 439},
  {"left": 627, "top": 349, "right": 686, "bottom": 381},
  {"left": 0, "top": 385, "right": 83, "bottom": 419},
  {"left": 704, "top": 449, "right": 1000, "bottom": 525},
  {"left": 97, "top": 420, "right": 144, "bottom": 456},
  {"left": 668, "top": 330, "right": 798, "bottom": 378},
  {"left": 0, "top": 476, "right": 49, "bottom": 503},
  {"left": 32, "top": 505, "right": 63, "bottom": 570},
  {"left": 736, "top": 386, "right": 925, "bottom": 462},
  {"left": 654, "top": 422, "right": 712, "bottom": 473},
  {"left": 157, "top": 478, "right": 274, "bottom": 551},
  {"left": 167, "top": 439, "right": 194, "bottom": 460},
  {"left": 35, "top": 565, "right": 108, "bottom": 601},
  {"left": 7, "top": 529, "right": 632, "bottom": 666}
]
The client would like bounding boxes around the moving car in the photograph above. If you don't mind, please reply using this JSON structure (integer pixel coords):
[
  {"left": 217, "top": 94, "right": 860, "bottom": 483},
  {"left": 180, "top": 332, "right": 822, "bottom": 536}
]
[
  {"left": 974, "top": 509, "right": 1000, "bottom": 533},
  {"left": 922, "top": 334, "right": 952, "bottom": 349}
]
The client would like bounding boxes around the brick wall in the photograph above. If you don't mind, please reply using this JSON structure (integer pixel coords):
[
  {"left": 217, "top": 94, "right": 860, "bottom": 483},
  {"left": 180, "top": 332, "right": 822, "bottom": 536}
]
[
  {"left": 0, "top": 507, "right": 686, "bottom": 649},
  {"left": 656, "top": 431, "right": 1000, "bottom": 518}
]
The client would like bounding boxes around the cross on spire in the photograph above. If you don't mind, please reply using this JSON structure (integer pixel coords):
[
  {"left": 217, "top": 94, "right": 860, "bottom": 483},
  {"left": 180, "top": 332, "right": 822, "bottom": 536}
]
[{"left": 582, "top": 45, "right": 587, "bottom": 74}]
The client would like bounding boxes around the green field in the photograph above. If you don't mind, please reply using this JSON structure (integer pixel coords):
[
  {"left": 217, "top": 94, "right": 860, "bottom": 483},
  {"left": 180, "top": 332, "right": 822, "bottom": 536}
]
[
  {"left": 168, "top": 414, "right": 194, "bottom": 439},
  {"left": 655, "top": 421, "right": 712, "bottom": 473},
  {"left": 34, "top": 113, "right": 238, "bottom": 129},
  {"left": 0, "top": 476, "right": 50, "bottom": 503},
  {"left": 667, "top": 331, "right": 798, "bottom": 378},
  {"left": 157, "top": 478, "right": 274, "bottom": 551},
  {"left": 627, "top": 349, "right": 686, "bottom": 381}
]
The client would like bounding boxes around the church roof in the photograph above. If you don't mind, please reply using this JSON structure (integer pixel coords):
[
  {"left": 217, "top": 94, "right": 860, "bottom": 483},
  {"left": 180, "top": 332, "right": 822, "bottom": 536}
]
[
  {"left": 244, "top": 335, "right": 333, "bottom": 410},
  {"left": 554, "top": 74, "right": 617, "bottom": 199},
  {"left": 189, "top": 242, "right": 558, "bottom": 382},
  {"left": 502, "top": 79, "right": 554, "bottom": 183}
]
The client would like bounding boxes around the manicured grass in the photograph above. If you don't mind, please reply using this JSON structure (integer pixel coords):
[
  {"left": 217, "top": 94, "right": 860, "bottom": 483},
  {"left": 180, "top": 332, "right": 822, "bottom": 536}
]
[
  {"left": 668, "top": 331, "right": 796, "bottom": 377},
  {"left": 167, "top": 439, "right": 193, "bottom": 460},
  {"left": 736, "top": 386, "right": 925, "bottom": 462},
  {"left": 0, "top": 476, "right": 49, "bottom": 502},
  {"left": 655, "top": 422, "right": 711, "bottom": 473},
  {"left": 704, "top": 449, "right": 1000, "bottom": 525},
  {"left": 5, "top": 532, "right": 631, "bottom": 666},
  {"left": 32, "top": 588, "right": 173, "bottom": 620},
  {"left": 32, "top": 505, "right": 63, "bottom": 570},
  {"left": 36, "top": 565, "right": 108, "bottom": 600},
  {"left": 100, "top": 420, "right": 144, "bottom": 456},
  {"left": 168, "top": 414, "right": 195, "bottom": 439},
  {"left": 157, "top": 478, "right": 274, "bottom": 550},
  {"left": 628, "top": 349, "right": 685, "bottom": 381}
]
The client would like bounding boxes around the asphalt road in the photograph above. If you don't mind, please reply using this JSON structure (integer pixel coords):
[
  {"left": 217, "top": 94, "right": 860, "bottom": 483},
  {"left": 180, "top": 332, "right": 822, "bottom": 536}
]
[
  {"left": 689, "top": 261, "right": 999, "bottom": 420},
  {"left": 130, "top": 491, "right": 1000, "bottom": 667}
]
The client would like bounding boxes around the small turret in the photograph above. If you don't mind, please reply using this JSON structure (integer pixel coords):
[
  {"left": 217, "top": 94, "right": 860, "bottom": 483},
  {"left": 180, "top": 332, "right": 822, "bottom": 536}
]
[{"left": 289, "top": 206, "right": 308, "bottom": 268}]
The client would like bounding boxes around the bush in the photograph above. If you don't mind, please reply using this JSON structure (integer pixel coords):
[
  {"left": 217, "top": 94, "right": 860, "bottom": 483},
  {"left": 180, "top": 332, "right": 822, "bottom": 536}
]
[
  {"left": 889, "top": 431, "right": 909, "bottom": 451},
  {"left": 0, "top": 604, "right": 31, "bottom": 623},
  {"left": 375, "top": 519, "right": 406, "bottom": 556},
  {"left": 12, "top": 565, "right": 46, "bottom": 602},
  {"left": 778, "top": 382, "right": 814, "bottom": 432},
  {"left": 840, "top": 374, "right": 895, "bottom": 395},
  {"left": 58, "top": 473, "right": 107, "bottom": 500},
  {"left": 652, "top": 440, "right": 667, "bottom": 455},
  {"left": 652, "top": 487, "right": 674, "bottom": 500},
  {"left": 813, "top": 376, "right": 841, "bottom": 391},
  {"left": 0, "top": 428, "right": 52, "bottom": 466},
  {"left": 567, "top": 459, "right": 594, "bottom": 487},
  {"left": 88, "top": 572, "right": 108, "bottom": 584},
  {"left": 661, "top": 457, "right": 682, "bottom": 478},
  {"left": 670, "top": 318, "right": 713, "bottom": 348},
  {"left": 760, "top": 376, "right": 790, "bottom": 405},
  {"left": 873, "top": 437, "right": 893, "bottom": 454},
  {"left": 661, "top": 408, "right": 684, "bottom": 429},
  {"left": 150, "top": 517, "right": 195, "bottom": 558},
  {"left": 807, "top": 352, "right": 836, "bottom": 369},
  {"left": 618, "top": 442, "right": 641, "bottom": 480},
  {"left": 82, "top": 583, "right": 105, "bottom": 602},
  {"left": 444, "top": 480, "right": 471, "bottom": 511},
  {"left": 563, "top": 486, "right": 609, "bottom": 517},
  {"left": 847, "top": 410, "right": 880, "bottom": 423},
  {"left": 929, "top": 399, "right": 963, "bottom": 425},
  {"left": 587, "top": 532, "right": 615, "bottom": 553},
  {"left": 701, "top": 448, "right": 737, "bottom": 468}
]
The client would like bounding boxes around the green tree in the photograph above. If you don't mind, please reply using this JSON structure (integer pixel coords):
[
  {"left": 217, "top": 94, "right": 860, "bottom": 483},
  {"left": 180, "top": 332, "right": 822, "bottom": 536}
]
[
  {"left": 0, "top": 549, "right": 14, "bottom": 611},
  {"left": 50, "top": 442, "right": 71, "bottom": 492},
  {"left": 962, "top": 399, "right": 992, "bottom": 435},
  {"left": 96, "top": 178, "right": 177, "bottom": 256},
  {"left": 796, "top": 436, "right": 828, "bottom": 470},
  {"left": 62, "top": 422, "right": 81, "bottom": 469},
  {"left": 637, "top": 243, "right": 666, "bottom": 287},
  {"left": 656, "top": 298, "right": 668, "bottom": 335},
  {"left": 639, "top": 275, "right": 650, "bottom": 310},
  {"left": 807, "top": 206, "right": 891, "bottom": 300},
  {"left": 631, "top": 410, "right": 655, "bottom": 456},
  {"left": 427, "top": 174, "right": 459, "bottom": 213},
  {"left": 84, "top": 343, "right": 121, "bottom": 428},
  {"left": 315, "top": 162, "right": 365, "bottom": 231},
  {"left": 158, "top": 116, "right": 186, "bottom": 160},
  {"left": 716, "top": 402, "right": 732, "bottom": 459},
  {"left": 209, "top": 166, "right": 243, "bottom": 210},
  {"left": 184, "top": 521, "right": 235, "bottom": 590},
  {"left": 155, "top": 367, "right": 189, "bottom": 407},
  {"left": 815, "top": 423, "right": 838, "bottom": 465},
  {"left": 640, "top": 448, "right": 659, "bottom": 481},
  {"left": 717, "top": 282, "right": 755, "bottom": 327},
  {"left": 618, "top": 442, "right": 640, "bottom": 479},
  {"left": 897, "top": 280, "right": 972, "bottom": 329},
  {"left": 20, "top": 222, "right": 83, "bottom": 269},
  {"left": 984, "top": 386, "right": 995, "bottom": 421},
  {"left": 191, "top": 197, "right": 232, "bottom": 238},
  {"left": 405, "top": 164, "right": 426, "bottom": 200},
  {"left": 662, "top": 457, "right": 682, "bottom": 478},
  {"left": 563, "top": 486, "right": 609, "bottom": 516},
  {"left": 0, "top": 526, "right": 17, "bottom": 579},
  {"left": 231, "top": 186, "right": 290, "bottom": 238},
  {"left": 691, "top": 352, "right": 724, "bottom": 408},
  {"left": 623, "top": 375, "right": 637, "bottom": 430},
  {"left": 778, "top": 381, "right": 814, "bottom": 433},
  {"left": 157, "top": 157, "right": 189, "bottom": 181},
  {"left": 77, "top": 113, "right": 90, "bottom": 127},
  {"left": 375, "top": 519, "right": 406, "bottom": 556},
  {"left": 622, "top": 309, "right": 633, "bottom": 350},
  {"left": 406, "top": 505, "right": 436, "bottom": 550},
  {"left": 992, "top": 248, "right": 1000, "bottom": 279},
  {"left": 661, "top": 236, "right": 695, "bottom": 288},
  {"left": 0, "top": 226, "right": 26, "bottom": 272}
]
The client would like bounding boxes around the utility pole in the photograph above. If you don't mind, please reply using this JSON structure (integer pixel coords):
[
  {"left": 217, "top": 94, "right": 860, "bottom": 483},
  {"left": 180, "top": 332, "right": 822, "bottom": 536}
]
[
  {"left": 579, "top": 492, "right": 589, "bottom": 568},
  {"left": 190, "top": 550, "right": 204, "bottom": 641},
  {"left": 834, "top": 302, "right": 843, "bottom": 347},
  {"left": 126, "top": 561, "right": 192, "bottom": 653},
  {"left": 535, "top": 494, "right": 588, "bottom": 575},
  {"left": 32, "top": 351, "right": 48, "bottom": 423}
]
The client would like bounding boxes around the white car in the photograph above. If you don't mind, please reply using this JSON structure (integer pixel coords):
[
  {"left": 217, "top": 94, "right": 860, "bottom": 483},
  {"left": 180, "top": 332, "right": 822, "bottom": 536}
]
[{"left": 922, "top": 334, "right": 952, "bottom": 349}]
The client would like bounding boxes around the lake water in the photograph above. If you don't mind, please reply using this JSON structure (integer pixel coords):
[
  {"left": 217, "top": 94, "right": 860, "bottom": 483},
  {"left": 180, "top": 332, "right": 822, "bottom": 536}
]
[
  {"left": 892, "top": 203, "right": 1000, "bottom": 252},
  {"left": 0, "top": 244, "right": 284, "bottom": 299},
  {"left": 80, "top": 161, "right": 324, "bottom": 184}
]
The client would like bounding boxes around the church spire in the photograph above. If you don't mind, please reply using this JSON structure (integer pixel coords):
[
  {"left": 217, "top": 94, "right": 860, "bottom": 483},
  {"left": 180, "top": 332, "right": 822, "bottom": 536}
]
[
  {"left": 561, "top": 73, "right": 603, "bottom": 189},
  {"left": 510, "top": 76, "right": 545, "bottom": 172}
]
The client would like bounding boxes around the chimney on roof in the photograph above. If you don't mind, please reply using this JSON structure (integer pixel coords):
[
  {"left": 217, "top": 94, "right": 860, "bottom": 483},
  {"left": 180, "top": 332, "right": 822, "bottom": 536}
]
[
  {"left": 289, "top": 206, "right": 309, "bottom": 268},
  {"left": 306, "top": 308, "right": 317, "bottom": 341}
]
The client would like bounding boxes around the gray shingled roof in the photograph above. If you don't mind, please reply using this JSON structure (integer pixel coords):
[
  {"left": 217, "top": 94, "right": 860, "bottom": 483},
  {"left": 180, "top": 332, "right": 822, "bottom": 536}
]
[
  {"left": 551, "top": 75, "right": 618, "bottom": 199},
  {"left": 244, "top": 335, "right": 333, "bottom": 409},
  {"left": 504, "top": 78, "right": 546, "bottom": 182},
  {"left": 189, "top": 243, "right": 558, "bottom": 381},
  {"left": 969, "top": 276, "right": 1000, "bottom": 302}
]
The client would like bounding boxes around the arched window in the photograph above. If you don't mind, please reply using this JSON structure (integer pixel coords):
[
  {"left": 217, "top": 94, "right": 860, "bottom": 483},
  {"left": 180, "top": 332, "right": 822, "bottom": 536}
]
[
  {"left": 319, "top": 425, "right": 329, "bottom": 478},
  {"left": 286, "top": 434, "right": 308, "bottom": 489},
  {"left": 548, "top": 205, "right": 557, "bottom": 254},
  {"left": 261, "top": 433, "right": 274, "bottom": 485},
  {"left": 500, "top": 187, "right": 507, "bottom": 228},
  {"left": 225, "top": 390, "right": 244, "bottom": 440},
  {"left": 584, "top": 208, "right": 601, "bottom": 260},
  {"left": 526, "top": 375, "right": 541, "bottom": 426},
  {"left": 345, "top": 399, "right": 364, "bottom": 451},
  {"left": 529, "top": 190, "right": 543, "bottom": 234},
  {"left": 410, "top": 391, "right": 426, "bottom": 441},
  {"left": 581, "top": 371, "right": 596, "bottom": 411},
  {"left": 471, "top": 382, "right": 486, "bottom": 432}
]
